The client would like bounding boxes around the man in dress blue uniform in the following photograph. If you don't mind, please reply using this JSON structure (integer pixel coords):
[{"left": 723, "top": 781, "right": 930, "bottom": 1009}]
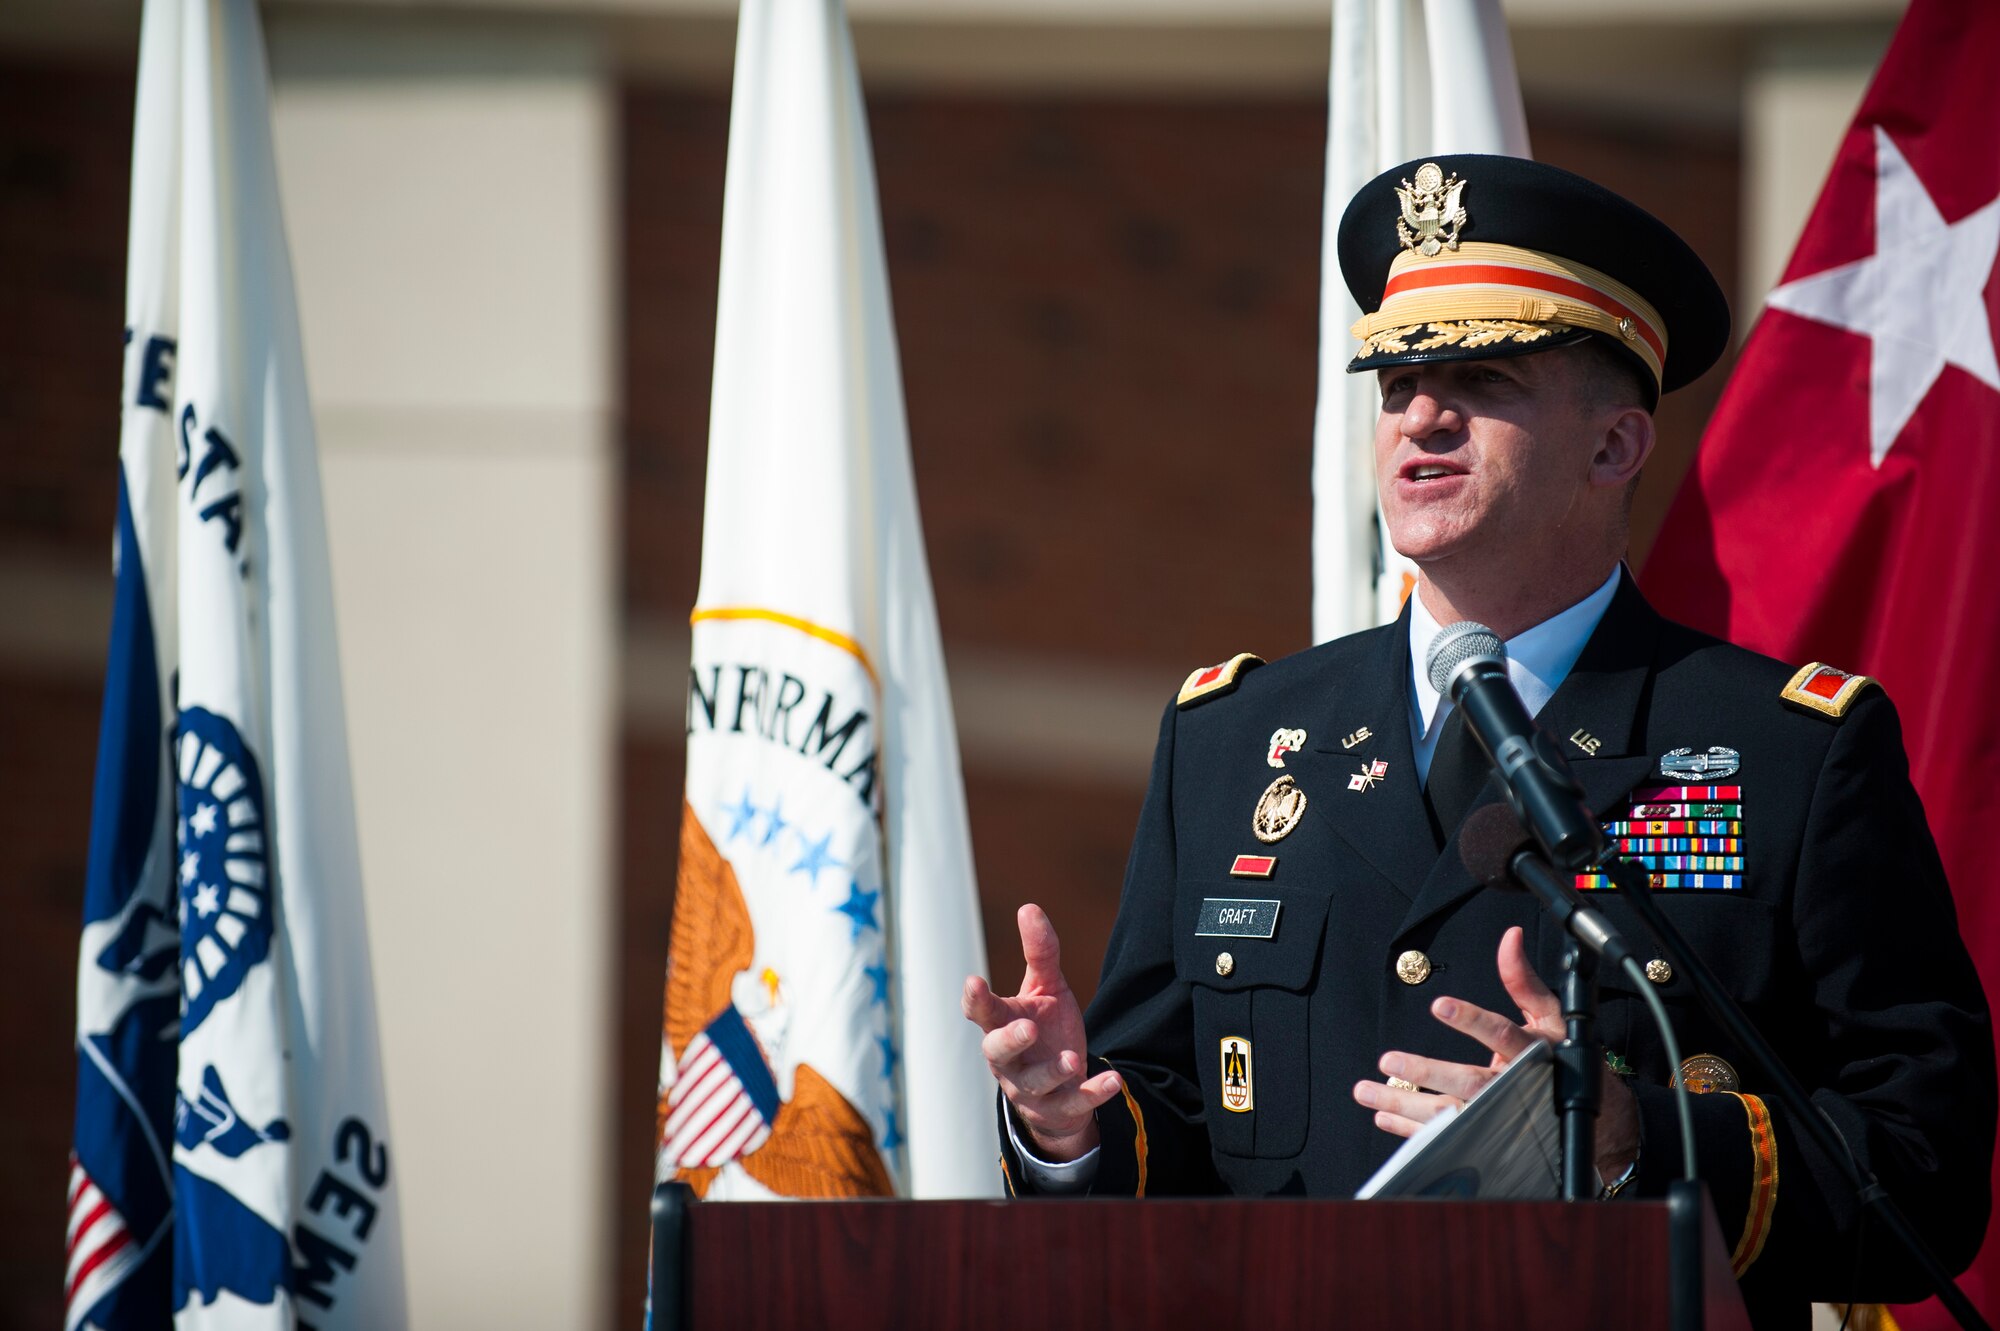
[{"left": 963, "top": 154, "right": 1994, "bottom": 1328}]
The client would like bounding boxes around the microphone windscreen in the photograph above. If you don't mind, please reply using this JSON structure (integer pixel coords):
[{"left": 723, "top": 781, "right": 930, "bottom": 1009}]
[
  {"left": 1459, "top": 802, "right": 1531, "bottom": 888},
  {"left": 1426, "top": 621, "right": 1506, "bottom": 696}
]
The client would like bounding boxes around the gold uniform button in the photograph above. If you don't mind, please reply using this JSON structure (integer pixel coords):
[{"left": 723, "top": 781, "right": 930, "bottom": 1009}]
[
  {"left": 1645, "top": 958, "right": 1674, "bottom": 985},
  {"left": 1395, "top": 950, "right": 1432, "bottom": 985},
  {"left": 1215, "top": 951, "right": 1235, "bottom": 977}
]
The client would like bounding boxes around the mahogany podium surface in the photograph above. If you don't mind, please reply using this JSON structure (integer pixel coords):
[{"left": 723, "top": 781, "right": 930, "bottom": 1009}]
[{"left": 654, "top": 1192, "right": 1753, "bottom": 1330}]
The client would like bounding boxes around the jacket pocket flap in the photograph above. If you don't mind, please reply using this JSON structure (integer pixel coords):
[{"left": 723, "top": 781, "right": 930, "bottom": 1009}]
[{"left": 1177, "top": 890, "right": 1332, "bottom": 994}]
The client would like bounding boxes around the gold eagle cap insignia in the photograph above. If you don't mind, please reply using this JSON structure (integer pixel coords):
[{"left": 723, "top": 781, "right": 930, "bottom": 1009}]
[
  {"left": 659, "top": 803, "right": 894, "bottom": 1201},
  {"left": 1396, "top": 162, "right": 1468, "bottom": 256}
]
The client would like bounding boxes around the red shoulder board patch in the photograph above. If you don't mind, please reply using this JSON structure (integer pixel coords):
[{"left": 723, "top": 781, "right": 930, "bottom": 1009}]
[
  {"left": 1177, "top": 653, "right": 1263, "bottom": 708},
  {"left": 1780, "top": 662, "right": 1877, "bottom": 719}
]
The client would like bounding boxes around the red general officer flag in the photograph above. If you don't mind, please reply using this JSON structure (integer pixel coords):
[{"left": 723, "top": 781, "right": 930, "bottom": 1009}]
[{"left": 1645, "top": 1, "right": 2000, "bottom": 1324}]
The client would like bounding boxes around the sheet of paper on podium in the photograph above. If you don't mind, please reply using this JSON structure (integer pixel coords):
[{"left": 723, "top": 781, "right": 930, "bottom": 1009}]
[{"left": 1356, "top": 1041, "right": 1559, "bottom": 1201}]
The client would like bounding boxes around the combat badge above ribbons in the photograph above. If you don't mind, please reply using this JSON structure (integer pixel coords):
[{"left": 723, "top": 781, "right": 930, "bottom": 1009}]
[{"left": 1660, "top": 746, "right": 1740, "bottom": 781}]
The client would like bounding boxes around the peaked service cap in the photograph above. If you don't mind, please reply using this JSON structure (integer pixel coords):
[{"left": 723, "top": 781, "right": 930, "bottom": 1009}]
[{"left": 1338, "top": 154, "right": 1730, "bottom": 400}]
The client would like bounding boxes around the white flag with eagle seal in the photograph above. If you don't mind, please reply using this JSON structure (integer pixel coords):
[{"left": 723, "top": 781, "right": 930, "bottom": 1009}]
[
  {"left": 651, "top": 0, "right": 996, "bottom": 1212},
  {"left": 68, "top": 1, "right": 406, "bottom": 1327}
]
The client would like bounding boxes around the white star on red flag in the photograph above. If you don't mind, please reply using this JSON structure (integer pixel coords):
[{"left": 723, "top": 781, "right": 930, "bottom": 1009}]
[{"left": 1766, "top": 126, "right": 2000, "bottom": 466}]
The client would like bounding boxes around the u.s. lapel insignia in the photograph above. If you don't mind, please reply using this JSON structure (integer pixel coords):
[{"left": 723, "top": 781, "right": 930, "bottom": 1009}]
[
  {"left": 1341, "top": 726, "right": 1373, "bottom": 750},
  {"left": 1252, "top": 775, "right": 1307, "bottom": 843},
  {"left": 1660, "top": 746, "right": 1741, "bottom": 780},
  {"left": 1266, "top": 728, "right": 1306, "bottom": 768},
  {"left": 1220, "top": 1036, "right": 1254, "bottom": 1113},
  {"left": 1346, "top": 758, "right": 1389, "bottom": 792},
  {"left": 1569, "top": 729, "right": 1603, "bottom": 756}
]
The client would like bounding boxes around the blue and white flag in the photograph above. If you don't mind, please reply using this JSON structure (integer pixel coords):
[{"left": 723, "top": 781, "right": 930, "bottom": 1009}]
[
  {"left": 649, "top": 0, "right": 996, "bottom": 1217},
  {"left": 69, "top": 1, "right": 406, "bottom": 1326}
]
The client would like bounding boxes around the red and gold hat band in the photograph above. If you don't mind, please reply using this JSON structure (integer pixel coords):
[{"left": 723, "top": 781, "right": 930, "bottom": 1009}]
[{"left": 1351, "top": 241, "right": 1669, "bottom": 386}]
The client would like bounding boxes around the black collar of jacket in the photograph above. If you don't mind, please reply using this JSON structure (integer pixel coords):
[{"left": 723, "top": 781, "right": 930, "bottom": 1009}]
[{"left": 1307, "top": 567, "right": 1663, "bottom": 934}]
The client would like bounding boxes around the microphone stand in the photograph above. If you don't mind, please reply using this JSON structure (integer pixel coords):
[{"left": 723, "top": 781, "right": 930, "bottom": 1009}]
[
  {"left": 1556, "top": 932, "right": 1602, "bottom": 1203},
  {"left": 1501, "top": 838, "right": 1710, "bottom": 1331},
  {"left": 1599, "top": 852, "right": 1991, "bottom": 1331},
  {"left": 1490, "top": 845, "right": 1616, "bottom": 1200}
]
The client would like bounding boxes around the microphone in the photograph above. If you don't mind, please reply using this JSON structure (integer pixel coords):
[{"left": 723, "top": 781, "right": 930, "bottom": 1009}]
[
  {"left": 1425, "top": 622, "right": 1607, "bottom": 872},
  {"left": 1458, "top": 805, "right": 1637, "bottom": 973}
]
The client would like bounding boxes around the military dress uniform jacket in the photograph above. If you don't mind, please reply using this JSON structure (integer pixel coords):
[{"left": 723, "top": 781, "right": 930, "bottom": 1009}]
[{"left": 998, "top": 574, "right": 1994, "bottom": 1325}]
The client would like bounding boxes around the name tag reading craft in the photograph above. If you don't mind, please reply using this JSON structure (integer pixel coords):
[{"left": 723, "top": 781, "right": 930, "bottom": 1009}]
[{"left": 1197, "top": 898, "right": 1281, "bottom": 939}]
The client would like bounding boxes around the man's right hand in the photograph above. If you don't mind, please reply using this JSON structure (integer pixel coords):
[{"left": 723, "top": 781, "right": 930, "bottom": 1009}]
[{"left": 961, "top": 903, "right": 1122, "bottom": 1162}]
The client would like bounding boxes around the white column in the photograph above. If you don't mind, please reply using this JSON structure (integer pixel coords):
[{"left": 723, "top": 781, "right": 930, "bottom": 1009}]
[{"left": 268, "top": 19, "right": 615, "bottom": 1329}]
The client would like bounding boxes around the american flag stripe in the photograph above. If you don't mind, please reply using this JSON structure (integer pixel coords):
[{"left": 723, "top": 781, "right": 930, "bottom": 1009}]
[
  {"left": 665, "top": 1076, "right": 733, "bottom": 1145},
  {"left": 709, "top": 1110, "right": 771, "bottom": 1164},
  {"left": 661, "top": 1006, "right": 782, "bottom": 1172},
  {"left": 674, "top": 1068, "right": 754, "bottom": 1158},
  {"left": 665, "top": 1048, "right": 733, "bottom": 1138},
  {"left": 64, "top": 1156, "right": 139, "bottom": 1324},
  {"left": 67, "top": 1195, "right": 112, "bottom": 1250},
  {"left": 685, "top": 1097, "right": 757, "bottom": 1166}
]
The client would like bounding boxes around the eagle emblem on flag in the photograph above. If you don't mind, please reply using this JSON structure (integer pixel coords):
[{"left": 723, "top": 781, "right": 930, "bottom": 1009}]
[{"left": 656, "top": 805, "right": 892, "bottom": 1198}]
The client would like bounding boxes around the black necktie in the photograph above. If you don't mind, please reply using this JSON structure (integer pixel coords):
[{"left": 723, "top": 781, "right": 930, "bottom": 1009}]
[{"left": 1423, "top": 704, "right": 1489, "bottom": 848}]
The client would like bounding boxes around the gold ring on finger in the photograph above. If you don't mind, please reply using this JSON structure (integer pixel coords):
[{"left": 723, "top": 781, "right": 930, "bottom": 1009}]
[{"left": 1386, "top": 1076, "right": 1420, "bottom": 1093}]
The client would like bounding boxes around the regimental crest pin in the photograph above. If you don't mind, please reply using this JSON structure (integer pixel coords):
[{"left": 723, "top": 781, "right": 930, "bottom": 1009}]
[
  {"left": 1673, "top": 1053, "right": 1741, "bottom": 1096},
  {"left": 1266, "top": 727, "right": 1306, "bottom": 768},
  {"left": 1659, "top": 746, "right": 1741, "bottom": 780},
  {"left": 1347, "top": 758, "right": 1390, "bottom": 792},
  {"left": 1220, "top": 1036, "right": 1254, "bottom": 1113},
  {"left": 1252, "top": 775, "right": 1308, "bottom": 843},
  {"left": 1396, "top": 161, "right": 1468, "bottom": 256}
]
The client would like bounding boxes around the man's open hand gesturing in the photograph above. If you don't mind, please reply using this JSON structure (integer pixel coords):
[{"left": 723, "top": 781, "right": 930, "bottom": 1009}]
[{"left": 961, "top": 904, "right": 1122, "bottom": 1162}]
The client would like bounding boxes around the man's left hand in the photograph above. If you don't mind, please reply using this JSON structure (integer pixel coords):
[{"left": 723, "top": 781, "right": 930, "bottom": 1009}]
[{"left": 1350, "top": 925, "right": 1639, "bottom": 1185}]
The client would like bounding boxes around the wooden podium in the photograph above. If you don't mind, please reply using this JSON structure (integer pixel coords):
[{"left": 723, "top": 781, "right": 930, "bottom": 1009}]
[{"left": 649, "top": 1187, "right": 1753, "bottom": 1330}]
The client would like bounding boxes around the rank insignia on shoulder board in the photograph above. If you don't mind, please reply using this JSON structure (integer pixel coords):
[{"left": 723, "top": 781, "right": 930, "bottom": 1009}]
[
  {"left": 1178, "top": 653, "right": 1263, "bottom": 708},
  {"left": 1781, "top": 662, "right": 1878, "bottom": 718}
]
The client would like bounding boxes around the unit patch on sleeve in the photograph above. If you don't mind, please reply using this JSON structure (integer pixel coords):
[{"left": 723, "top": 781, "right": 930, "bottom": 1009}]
[
  {"left": 1177, "top": 653, "right": 1264, "bottom": 708},
  {"left": 1780, "top": 662, "right": 1877, "bottom": 719},
  {"left": 1576, "top": 782, "right": 1746, "bottom": 892}
]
